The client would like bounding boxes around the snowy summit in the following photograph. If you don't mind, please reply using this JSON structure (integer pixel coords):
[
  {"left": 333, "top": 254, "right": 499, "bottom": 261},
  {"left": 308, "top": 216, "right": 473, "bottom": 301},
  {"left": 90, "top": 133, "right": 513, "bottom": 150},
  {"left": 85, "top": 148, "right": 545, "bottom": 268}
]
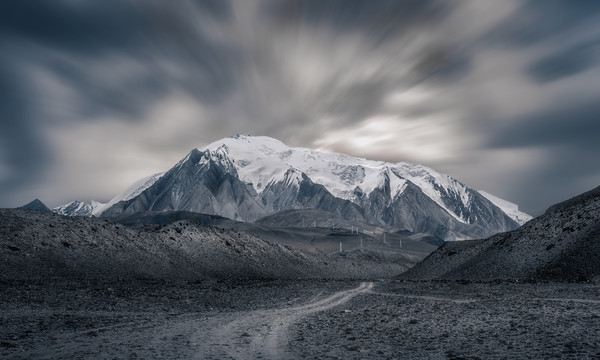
[{"left": 92, "top": 134, "right": 528, "bottom": 241}]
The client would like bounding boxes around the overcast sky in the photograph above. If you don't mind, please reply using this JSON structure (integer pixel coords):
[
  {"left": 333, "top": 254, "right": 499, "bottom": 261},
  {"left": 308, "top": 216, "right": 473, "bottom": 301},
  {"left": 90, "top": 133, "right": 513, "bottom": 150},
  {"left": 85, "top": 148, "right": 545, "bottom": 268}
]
[{"left": 1, "top": 0, "right": 599, "bottom": 215}]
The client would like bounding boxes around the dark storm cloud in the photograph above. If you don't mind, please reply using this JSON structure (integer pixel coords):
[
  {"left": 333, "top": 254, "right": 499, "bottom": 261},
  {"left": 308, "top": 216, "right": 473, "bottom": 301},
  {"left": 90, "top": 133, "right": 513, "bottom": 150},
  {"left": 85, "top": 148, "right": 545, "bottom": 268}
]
[
  {"left": 265, "top": 0, "right": 451, "bottom": 35},
  {"left": 0, "top": 2, "right": 147, "bottom": 54},
  {"left": 2, "top": 0, "right": 241, "bottom": 123},
  {"left": 528, "top": 39, "right": 600, "bottom": 83},
  {"left": 0, "top": 1, "right": 231, "bottom": 52},
  {"left": 0, "top": 53, "right": 51, "bottom": 192},
  {"left": 489, "top": 100, "right": 600, "bottom": 151},
  {"left": 483, "top": 99, "right": 600, "bottom": 214},
  {"left": 424, "top": 51, "right": 473, "bottom": 82},
  {"left": 490, "top": 0, "right": 600, "bottom": 47},
  {"left": 0, "top": 0, "right": 238, "bottom": 118},
  {"left": 0, "top": 0, "right": 239, "bottom": 205},
  {"left": 490, "top": 142, "right": 600, "bottom": 216}
]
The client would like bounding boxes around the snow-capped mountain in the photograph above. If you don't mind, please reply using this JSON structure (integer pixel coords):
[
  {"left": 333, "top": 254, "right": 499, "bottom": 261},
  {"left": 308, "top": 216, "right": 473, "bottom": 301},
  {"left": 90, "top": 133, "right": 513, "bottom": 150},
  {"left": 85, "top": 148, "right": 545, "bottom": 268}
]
[
  {"left": 100, "top": 135, "right": 526, "bottom": 241},
  {"left": 478, "top": 191, "right": 533, "bottom": 225},
  {"left": 53, "top": 200, "right": 110, "bottom": 217},
  {"left": 53, "top": 173, "right": 164, "bottom": 217},
  {"left": 53, "top": 200, "right": 95, "bottom": 217}
]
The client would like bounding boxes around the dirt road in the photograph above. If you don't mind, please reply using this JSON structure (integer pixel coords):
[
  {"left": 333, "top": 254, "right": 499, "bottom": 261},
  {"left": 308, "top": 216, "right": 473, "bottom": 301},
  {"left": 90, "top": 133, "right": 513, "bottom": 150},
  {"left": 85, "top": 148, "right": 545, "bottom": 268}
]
[{"left": 197, "top": 281, "right": 373, "bottom": 359}]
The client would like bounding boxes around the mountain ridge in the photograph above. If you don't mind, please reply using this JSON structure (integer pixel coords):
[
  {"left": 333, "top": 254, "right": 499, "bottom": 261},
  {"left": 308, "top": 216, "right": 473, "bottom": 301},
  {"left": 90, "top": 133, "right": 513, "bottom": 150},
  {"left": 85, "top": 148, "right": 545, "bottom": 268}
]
[{"left": 53, "top": 135, "right": 527, "bottom": 241}]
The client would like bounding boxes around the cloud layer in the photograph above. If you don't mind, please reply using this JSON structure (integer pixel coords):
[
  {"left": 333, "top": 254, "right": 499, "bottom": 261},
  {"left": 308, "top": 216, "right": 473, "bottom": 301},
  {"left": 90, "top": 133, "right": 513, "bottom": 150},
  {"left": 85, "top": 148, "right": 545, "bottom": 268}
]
[{"left": 1, "top": 0, "right": 599, "bottom": 215}]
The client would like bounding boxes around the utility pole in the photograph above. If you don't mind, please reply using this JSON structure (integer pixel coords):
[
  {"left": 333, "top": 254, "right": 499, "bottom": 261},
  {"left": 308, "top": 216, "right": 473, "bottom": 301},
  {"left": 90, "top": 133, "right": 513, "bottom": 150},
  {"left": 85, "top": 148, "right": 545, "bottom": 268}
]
[
  {"left": 399, "top": 239, "right": 402, "bottom": 248},
  {"left": 340, "top": 242, "right": 343, "bottom": 252}
]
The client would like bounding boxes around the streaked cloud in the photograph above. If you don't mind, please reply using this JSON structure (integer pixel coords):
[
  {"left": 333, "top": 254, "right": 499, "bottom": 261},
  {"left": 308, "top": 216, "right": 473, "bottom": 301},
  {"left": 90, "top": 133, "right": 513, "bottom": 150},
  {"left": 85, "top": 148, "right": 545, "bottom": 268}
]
[{"left": 0, "top": 0, "right": 599, "bottom": 215}]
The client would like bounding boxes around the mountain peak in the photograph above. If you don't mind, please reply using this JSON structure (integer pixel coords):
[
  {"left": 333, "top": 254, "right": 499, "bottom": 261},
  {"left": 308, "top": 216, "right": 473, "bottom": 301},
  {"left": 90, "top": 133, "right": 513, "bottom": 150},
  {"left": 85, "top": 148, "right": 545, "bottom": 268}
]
[
  {"left": 229, "top": 133, "right": 252, "bottom": 139},
  {"left": 189, "top": 135, "right": 529, "bottom": 227},
  {"left": 90, "top": 134, "right": 527, "bottom": 240},
  {"left": 19, "top": 199, "right": 52, "bottom": 212},
  {"left": 194, "top": 136, "right": 478, "bottom": 223},
  {"left": 201, "top": 134, "right": 289, "bottom": 153}
]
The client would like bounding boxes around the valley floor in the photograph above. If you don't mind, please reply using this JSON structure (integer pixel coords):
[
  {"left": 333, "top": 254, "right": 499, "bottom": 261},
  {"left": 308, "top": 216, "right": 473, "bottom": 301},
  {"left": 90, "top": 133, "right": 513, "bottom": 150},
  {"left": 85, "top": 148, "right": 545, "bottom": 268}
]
[{"left": 1, "top": 279, "right": 599, "bottom": 359}]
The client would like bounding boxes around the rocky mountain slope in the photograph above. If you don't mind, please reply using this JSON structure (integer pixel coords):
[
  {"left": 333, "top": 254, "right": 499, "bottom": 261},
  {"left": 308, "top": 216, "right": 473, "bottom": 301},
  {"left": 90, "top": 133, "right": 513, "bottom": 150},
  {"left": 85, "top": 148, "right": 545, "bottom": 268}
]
[
  {"left": 0, "top": 209, "right": 403, "bottom": 282},
  {"left": 97, "top": 135, "right": 524, "bottom": 241},
  {"left": 401, "top": 185, "right": 600, "bottom": 282}
]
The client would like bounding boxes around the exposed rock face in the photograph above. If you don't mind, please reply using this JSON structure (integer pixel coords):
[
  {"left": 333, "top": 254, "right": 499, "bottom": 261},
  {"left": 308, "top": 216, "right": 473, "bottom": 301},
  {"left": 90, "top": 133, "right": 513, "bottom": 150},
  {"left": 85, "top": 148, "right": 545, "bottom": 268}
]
[
  {"left": 402, "top": 185, "right": 600, "bottom": 282},
  {"left": 101, "top": 149, "right": 265, "bottom": 220},
  {"left": 100, "top": 135, "right": 522, "bottom": 241}
]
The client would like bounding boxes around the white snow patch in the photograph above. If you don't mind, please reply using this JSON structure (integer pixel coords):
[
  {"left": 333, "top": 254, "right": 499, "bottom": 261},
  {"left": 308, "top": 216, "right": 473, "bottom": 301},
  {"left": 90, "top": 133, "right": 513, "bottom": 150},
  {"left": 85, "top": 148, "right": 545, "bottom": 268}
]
[
  {"left": 91, "top": 200, "right": 106, "bottom": 214},
  {"left": 53, "top": 200, "right": 86, "bottom": 214}
]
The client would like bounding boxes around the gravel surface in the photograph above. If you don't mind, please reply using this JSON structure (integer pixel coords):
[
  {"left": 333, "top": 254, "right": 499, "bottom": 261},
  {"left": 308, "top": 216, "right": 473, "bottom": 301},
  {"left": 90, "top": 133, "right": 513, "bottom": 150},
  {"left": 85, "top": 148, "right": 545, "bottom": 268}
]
[
  {"left": 3, "top": 187, "right": 600, "bottom": 359},
  {"left": 291, "top": 280, "right": 600, "bottom": 359},
  {"left": 3, "top": 279, "right": 600, "bottom": 359},
  {"left": 0, "top": 279, "right": 359, "bottom": 359}
]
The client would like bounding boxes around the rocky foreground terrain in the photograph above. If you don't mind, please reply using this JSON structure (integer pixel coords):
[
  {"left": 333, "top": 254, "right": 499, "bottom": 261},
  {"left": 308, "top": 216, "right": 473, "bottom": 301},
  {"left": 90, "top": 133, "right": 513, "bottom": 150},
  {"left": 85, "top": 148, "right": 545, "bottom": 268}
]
[
  {"left": 2, "top": 184, "right": 600, "bottom": 359},
  {"left": 2, "top": 278, "right": 600, "bottom": 359}
]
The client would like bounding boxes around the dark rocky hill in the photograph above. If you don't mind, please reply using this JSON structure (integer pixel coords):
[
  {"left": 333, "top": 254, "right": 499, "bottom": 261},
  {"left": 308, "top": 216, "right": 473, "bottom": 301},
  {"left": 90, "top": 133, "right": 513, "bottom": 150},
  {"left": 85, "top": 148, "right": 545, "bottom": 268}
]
[
  {"left": 0, "top": 209, "right": 403, "bottom": 282},
  {"left": 401, "top": 186, "right": 600, "bottom": 282}
]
